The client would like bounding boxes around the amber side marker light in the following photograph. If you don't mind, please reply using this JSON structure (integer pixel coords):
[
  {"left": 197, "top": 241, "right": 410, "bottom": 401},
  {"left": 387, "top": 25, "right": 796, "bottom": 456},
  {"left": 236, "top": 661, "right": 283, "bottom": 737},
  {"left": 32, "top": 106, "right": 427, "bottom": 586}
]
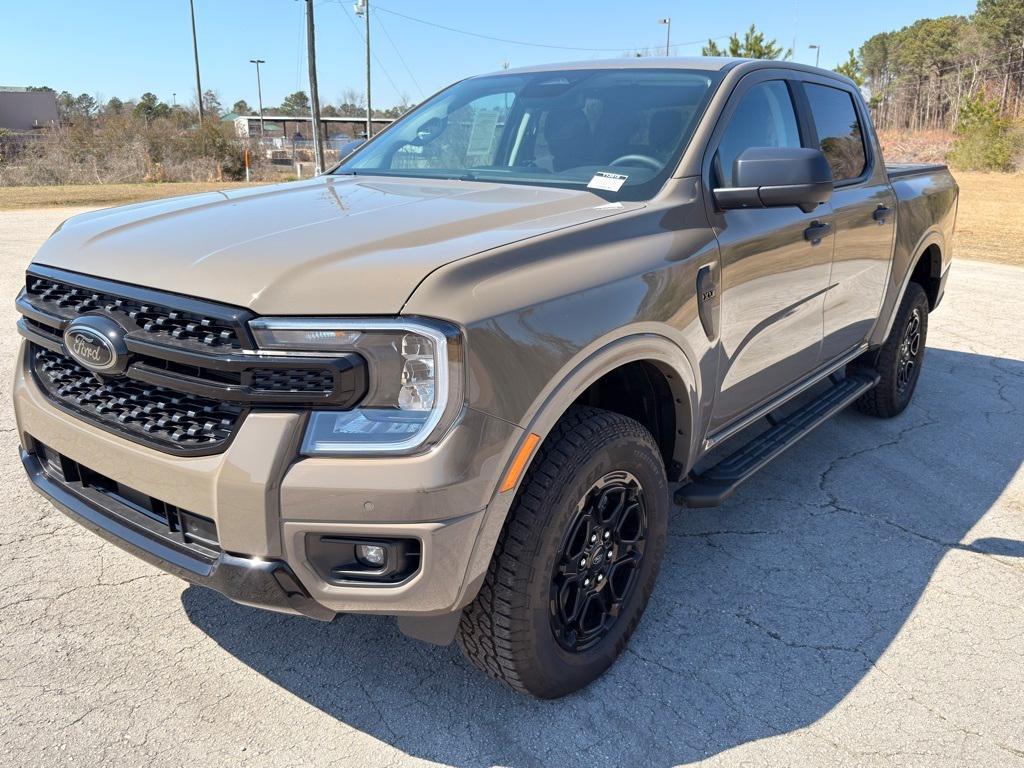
[{"left": 499, "top": 433, "right": 541, "bottom": 493}]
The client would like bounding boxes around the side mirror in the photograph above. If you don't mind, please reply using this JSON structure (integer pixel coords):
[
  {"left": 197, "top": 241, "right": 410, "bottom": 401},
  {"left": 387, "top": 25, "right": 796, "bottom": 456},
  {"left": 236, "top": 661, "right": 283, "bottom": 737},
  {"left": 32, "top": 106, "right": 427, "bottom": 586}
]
[{"left": 714, "top": 147, "right": 833, "bottom": 214}]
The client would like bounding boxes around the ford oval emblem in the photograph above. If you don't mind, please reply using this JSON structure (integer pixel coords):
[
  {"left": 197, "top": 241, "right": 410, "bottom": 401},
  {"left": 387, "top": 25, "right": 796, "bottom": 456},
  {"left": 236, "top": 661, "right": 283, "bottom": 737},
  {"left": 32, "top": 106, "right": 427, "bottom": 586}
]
[{"left": 63, "top": 316, "right": 129, "bottom": 374}]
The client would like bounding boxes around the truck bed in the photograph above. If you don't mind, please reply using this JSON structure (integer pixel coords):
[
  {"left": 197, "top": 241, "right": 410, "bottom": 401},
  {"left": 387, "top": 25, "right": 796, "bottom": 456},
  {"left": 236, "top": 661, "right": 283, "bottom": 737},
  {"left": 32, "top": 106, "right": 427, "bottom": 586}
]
[{"left": 886, "top": 163, "right": 949, "bottom": 180}]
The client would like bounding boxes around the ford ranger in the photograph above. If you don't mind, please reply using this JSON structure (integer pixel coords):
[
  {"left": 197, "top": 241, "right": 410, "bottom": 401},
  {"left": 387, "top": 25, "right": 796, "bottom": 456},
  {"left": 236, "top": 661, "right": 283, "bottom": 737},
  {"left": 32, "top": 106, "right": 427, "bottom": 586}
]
[{"left": 14, "top": 58, "right": 957, "bottom": 698}]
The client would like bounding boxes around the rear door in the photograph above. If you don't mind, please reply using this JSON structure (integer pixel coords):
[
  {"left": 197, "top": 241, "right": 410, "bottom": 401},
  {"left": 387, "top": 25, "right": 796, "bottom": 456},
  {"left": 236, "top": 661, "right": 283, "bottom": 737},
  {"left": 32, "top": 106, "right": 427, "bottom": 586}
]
[
  {"left": 797, "top": 76, "right": 896, "bottom": 360},
  {"left": 702, "top": 72, "right": 834, "bottom": 435}
]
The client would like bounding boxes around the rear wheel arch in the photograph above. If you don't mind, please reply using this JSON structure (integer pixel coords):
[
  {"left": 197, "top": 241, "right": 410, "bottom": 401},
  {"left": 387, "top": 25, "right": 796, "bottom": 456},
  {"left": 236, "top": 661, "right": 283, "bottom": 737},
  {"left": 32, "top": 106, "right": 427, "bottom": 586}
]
[
  {"left": 872, "top": 234, "right": 945, "bottom": 347},
  {"left": 909, "top": 242, "right": 943, "bottom": 310}
]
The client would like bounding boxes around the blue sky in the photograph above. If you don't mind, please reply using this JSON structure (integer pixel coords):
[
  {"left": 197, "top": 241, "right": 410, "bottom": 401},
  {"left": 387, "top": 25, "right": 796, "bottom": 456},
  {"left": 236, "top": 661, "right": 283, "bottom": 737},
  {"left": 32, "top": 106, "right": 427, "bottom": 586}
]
[{"left": 4, "top": 0, "right": 977, "bottom": 111}]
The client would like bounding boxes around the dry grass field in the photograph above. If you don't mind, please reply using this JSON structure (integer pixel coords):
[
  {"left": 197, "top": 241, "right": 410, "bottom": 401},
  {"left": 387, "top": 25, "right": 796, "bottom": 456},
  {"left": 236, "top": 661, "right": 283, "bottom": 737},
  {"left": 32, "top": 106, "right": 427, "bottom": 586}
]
[
  {"left": 0, "top": 171, "right": 1019, "bottom": 265},
  {"left": 951, "top": 171, "right": 1023, "bottom": 266},
  {"left": 0, "top": 181, "right": 269, "bottom": 210}
]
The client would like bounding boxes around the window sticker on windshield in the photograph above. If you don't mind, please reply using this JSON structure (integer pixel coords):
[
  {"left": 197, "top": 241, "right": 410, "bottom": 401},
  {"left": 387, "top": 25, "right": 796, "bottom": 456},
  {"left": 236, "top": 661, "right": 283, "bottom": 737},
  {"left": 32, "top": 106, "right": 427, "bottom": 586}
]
[{"left": 587, "top": 171, "right": 628, "bottom": 191}]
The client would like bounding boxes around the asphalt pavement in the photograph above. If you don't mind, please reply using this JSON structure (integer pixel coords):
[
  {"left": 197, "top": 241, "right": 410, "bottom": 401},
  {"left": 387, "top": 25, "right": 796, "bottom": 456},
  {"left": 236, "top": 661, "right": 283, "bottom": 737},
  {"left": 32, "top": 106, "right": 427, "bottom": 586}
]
[{"left": 1, "top": 207, "right": 1022, "bottom": 767}]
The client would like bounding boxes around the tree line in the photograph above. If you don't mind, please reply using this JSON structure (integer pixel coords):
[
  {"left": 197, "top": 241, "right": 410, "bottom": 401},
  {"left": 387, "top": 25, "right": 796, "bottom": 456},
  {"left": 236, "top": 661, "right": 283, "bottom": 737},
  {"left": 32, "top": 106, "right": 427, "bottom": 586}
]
[
  {"left": 28, "top": 86, "right": 411, "bottom": 127},
  {"left": 684, "top": 1, "right": 1024, "bottom": 139},
  {"left": 836, "top": 0, "right": 1024, "bottom": 133}
]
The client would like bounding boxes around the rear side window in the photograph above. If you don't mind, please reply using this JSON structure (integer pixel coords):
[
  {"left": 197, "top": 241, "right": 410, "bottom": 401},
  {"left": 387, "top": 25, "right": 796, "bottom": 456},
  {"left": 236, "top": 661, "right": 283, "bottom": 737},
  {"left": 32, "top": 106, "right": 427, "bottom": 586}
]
[
  {"left": 715, "top": 81, "right": 801, "bottom": 187},
  {"left": 804, "top": 83, "right": 867, "bottom": 181}
]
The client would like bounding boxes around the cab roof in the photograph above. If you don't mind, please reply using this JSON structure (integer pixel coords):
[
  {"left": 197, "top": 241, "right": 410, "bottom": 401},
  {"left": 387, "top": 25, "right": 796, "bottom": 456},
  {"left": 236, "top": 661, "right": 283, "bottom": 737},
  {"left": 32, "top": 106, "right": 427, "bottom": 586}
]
[{"left": 484, "top": 57, "right": 853, "bottom": 88}]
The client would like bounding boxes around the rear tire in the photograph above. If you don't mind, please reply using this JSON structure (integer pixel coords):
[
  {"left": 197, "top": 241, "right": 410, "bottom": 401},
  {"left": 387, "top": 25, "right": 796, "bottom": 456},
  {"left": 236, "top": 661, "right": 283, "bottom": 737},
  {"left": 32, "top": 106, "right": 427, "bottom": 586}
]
[
  {"left": 856, "top": 282, "right": 929, "bottom": 418},
  {"left": 457, "top": 405, "right": 668, "bottom": 698}
]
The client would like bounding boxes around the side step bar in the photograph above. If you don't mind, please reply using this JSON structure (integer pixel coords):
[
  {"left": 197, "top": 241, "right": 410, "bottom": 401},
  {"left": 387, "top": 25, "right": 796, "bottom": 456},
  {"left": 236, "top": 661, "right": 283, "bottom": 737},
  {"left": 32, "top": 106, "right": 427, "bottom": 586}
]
[{"left": 675, "top": 371, "right": 880, "bottom": 508}]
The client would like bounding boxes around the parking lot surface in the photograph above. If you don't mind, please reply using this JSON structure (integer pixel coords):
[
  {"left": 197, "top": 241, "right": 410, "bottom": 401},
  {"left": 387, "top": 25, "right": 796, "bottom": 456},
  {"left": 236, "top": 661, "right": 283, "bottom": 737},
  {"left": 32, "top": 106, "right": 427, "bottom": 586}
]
[{"left": 1, "top": 207, "right": 1022, "bottom": 768}]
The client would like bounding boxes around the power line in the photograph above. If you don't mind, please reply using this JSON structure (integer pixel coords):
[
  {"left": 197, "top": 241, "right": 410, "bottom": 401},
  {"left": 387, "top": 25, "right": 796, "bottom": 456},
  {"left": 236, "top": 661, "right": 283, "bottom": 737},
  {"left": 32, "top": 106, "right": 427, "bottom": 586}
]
[
  {"left": 330, "top": 0, "right": 404, "bottom": 105},
  {"left": 374, "top": 11, "right": 426, "bottom": 100},
  {"left": 373, "top": 4, "right": 725, "bottom": 54}
]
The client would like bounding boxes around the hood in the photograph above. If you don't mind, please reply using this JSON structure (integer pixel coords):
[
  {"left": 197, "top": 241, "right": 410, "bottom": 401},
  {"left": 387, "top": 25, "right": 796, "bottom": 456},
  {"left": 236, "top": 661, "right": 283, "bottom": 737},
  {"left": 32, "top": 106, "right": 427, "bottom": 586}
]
[{"left": 33, "top": 175, "right": 640, "bottom": 315}]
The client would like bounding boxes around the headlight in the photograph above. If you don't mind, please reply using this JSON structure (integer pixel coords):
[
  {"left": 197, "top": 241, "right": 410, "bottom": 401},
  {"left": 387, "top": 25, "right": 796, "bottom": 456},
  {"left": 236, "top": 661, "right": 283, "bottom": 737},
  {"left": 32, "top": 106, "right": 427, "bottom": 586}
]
[{"left": 249, "top": 317, "right": 463, "bottom": 455}]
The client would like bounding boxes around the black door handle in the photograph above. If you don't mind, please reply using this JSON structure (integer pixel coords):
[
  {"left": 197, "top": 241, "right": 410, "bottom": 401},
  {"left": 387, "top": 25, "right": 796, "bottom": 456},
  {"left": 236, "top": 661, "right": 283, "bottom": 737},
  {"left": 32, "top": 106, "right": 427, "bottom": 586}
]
[
  {"left": 804, "top": 221, "right": 832, "bottom": 244},
  {"left": 872, "top": 205, "right": 891, "bottom": 223}
]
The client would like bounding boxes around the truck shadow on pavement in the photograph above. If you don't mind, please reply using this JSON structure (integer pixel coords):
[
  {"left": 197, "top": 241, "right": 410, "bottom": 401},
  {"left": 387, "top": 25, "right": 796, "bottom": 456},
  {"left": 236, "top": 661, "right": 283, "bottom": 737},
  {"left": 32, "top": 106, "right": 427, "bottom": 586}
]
[{"left": 182, "top": 347, "right": 1024, "bottom": 767}]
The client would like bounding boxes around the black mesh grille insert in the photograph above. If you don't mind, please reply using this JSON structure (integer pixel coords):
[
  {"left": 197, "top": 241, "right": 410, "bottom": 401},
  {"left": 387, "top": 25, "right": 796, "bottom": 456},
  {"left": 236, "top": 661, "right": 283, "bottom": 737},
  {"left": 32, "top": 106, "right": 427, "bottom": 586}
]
[
  {"left": 248, "top": 367, "right": 334, "bottom": 393},
  {"left": 27, "top": 275, "right": 243, "bottom": 350},
  {"left": 32, "top": 345, "right": 245, "bottom": 452}
]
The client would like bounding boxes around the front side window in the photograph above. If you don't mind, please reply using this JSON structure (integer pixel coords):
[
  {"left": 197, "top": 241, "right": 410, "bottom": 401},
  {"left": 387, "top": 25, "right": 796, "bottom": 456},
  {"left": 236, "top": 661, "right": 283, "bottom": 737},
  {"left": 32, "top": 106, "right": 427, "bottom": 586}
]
[
  {"left": 804, "top": 83, "right": 867, "bottom": 181},
  {"left": 715, "top": 81, "right": 802, "bottom": 187},
  {"left": 335, "top": 69, "right": 721, "bottom": 201}
]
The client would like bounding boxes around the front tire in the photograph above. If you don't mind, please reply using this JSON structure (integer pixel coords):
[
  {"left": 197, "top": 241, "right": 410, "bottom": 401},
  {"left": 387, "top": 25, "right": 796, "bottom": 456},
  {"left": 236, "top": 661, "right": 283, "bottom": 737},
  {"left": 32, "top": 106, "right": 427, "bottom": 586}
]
[
  {"left": 856, "top": 281, "right": 929, "bottom": 418},
  {"left": 457, "top": 406, "right": 668, "bottom": 698}
]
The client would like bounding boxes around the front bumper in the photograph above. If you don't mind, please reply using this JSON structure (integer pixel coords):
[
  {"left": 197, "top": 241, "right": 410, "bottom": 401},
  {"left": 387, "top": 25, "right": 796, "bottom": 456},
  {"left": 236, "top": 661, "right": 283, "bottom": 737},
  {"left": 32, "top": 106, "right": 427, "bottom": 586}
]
[
  {"left": 22, "top": 449, "right": 335, "bottom": 620},
  {"left": 14, "top": 343, "right": 523, "bottom": 622}
]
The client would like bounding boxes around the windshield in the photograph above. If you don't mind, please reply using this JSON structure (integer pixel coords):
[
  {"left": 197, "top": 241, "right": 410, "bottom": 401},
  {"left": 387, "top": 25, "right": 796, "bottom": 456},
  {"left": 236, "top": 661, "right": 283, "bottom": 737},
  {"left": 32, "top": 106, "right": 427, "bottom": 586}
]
[{"left": 334, "top": 68, "right": 720, "bottom": 201}]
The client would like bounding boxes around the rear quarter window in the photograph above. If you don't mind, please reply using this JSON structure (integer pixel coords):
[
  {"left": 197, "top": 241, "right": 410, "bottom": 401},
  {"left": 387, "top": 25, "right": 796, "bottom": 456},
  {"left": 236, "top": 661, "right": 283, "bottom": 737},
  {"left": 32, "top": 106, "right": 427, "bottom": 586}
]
[{"left": 804, "top": 83, "right": 867, "bottom": 182}]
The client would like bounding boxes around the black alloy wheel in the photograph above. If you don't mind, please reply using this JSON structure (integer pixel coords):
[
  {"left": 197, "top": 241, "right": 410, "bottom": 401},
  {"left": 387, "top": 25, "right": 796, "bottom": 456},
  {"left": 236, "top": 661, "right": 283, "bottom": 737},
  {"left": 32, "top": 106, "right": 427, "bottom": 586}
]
[
  {"left": 896, "top": 306, "right": 923, "bottom": 394},
  {"left": 550, "top": 471, "right": 647, "bottom": 653}
]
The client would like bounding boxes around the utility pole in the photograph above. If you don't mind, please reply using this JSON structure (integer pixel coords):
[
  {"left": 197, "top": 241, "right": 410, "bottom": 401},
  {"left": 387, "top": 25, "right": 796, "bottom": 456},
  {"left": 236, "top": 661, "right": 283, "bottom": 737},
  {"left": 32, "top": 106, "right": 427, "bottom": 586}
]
[
  {"left": 659, "top": 18, "right": 671, "bottom": 57},
  {"left": 189, "top": 0, "right": 204, "bottom": 122},
  {"left": 249, "top": 59, "right": 266, "bottom": 136},
  {"left": 305, "top": 0, "right": 326, "bottom": 173},
  {"left": 354, "top": 0, "right": 372, "bottom": 139}
]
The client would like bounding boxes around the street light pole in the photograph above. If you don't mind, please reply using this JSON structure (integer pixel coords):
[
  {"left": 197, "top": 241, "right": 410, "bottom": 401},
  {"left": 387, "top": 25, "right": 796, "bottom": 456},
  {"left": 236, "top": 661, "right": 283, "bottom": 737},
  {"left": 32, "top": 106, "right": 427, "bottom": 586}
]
[
  {"left": 189, "top": 0, "right": 204, "bottom": 122},
  {"left": 659, "top": 18, "right": 671, "bottom": 57},
  {"left": 249, "top": 59, "right": 266, "bottom": 136},
  {"left": 355, "top": 0, "right": 373, "bottom": 139},
  {"left": 305, "top": 0, "right": 326, "bottom": 173},
  {"left": 809, "top": 44, "right": 821, "bottom": 68}
]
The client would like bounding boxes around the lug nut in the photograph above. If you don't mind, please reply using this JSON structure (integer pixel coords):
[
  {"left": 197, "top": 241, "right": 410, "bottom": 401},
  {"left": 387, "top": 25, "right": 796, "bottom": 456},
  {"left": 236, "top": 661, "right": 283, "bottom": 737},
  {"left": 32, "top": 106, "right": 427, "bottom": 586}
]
[
  {"left": 584, "top": 578, "right": 591, "bottom": 587},
  {"left": 590, "top": 534, "right": 597, "bottom": 543},
  {"left": 603, "top": 531, "right": 611, "bottom": 540},
  {"left": 596, "top": 574, "right": 604, "bottom": 582},
  {"left": 579, "top": 558, "right": 586, "bottom": 567}
]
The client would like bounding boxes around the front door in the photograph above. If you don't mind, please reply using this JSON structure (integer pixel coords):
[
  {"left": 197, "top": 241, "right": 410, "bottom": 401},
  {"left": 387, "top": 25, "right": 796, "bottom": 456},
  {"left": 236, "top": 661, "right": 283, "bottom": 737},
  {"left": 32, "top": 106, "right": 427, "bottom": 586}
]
[{"left": 704, "top": 75, "right": 834, "bottom": 435}]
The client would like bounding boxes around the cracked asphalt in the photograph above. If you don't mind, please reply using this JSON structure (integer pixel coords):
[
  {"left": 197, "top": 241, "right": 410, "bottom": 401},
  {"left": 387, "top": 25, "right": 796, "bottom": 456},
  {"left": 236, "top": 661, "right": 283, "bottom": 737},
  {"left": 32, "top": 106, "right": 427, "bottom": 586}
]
[{"left": 1, "top": 207, "right": 1022, "bottom": 768}]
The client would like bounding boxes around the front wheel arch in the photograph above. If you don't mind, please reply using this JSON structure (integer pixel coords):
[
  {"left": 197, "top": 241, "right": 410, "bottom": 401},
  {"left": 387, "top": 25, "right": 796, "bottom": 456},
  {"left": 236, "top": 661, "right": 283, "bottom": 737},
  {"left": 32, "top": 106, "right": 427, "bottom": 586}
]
[{"left": 509, "top": 334, "right": 699, "bottom": 490}]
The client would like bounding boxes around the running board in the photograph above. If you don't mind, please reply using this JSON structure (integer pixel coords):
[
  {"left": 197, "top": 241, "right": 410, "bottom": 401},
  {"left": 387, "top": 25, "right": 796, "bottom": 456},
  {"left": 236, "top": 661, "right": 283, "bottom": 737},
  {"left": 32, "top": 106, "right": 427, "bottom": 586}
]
[{"left": 675, "top": 372, "right": 880, "bottom": 508}]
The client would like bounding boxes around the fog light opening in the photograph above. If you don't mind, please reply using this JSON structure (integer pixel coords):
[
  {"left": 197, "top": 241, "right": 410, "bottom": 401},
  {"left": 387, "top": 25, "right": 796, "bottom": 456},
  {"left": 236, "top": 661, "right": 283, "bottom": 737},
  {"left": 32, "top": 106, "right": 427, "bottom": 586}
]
[
  {"left": 305, "top": 535, "right": 421, "bottom": 584},
  {"left": 355, "top": 543, "right": 387, "bottom": 568}
]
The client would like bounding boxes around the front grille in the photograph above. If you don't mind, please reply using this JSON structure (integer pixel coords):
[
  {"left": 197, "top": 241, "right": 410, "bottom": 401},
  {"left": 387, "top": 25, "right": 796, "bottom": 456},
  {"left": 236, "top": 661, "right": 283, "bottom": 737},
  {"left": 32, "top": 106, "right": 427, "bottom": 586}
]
[
  {"left": 33, "top": 439, "right": 220, "bottom": 560},
  {"left": 27, "top": 275, "right": 244, "bottom": 351},
  {"left": 17, "top": 267, "right": 368, "bottom": 455},
  {"left": 33, "top": 346, "right": 244, "bottom": 452}
]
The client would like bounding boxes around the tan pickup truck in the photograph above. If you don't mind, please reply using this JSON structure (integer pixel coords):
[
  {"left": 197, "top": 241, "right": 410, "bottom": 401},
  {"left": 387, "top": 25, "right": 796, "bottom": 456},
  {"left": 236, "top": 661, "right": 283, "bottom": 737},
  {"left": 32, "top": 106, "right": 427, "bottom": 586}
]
[{"left": 15, "top": 57, "right": 956, "bottom": 697}]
